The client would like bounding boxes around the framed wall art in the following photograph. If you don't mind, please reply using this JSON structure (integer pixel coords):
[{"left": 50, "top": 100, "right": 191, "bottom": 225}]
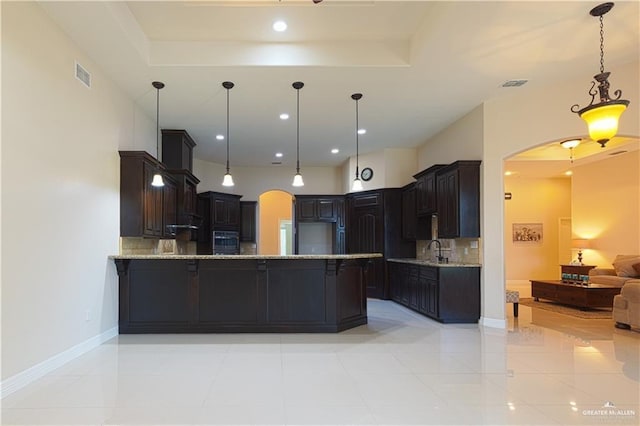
[{"left": 512, "top": 223, "right": 543, "bottom": 243}]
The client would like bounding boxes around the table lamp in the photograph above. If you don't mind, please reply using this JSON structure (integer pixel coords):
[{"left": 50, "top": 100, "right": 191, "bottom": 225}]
[{"left": 571, "top": 239, "right": 591, "bottom": 264}]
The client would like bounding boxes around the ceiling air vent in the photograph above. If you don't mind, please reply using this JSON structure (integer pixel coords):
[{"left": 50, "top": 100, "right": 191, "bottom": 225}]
[
  {"left": 271, "top": 161, "right": 282, "bottom": 165},
  {"left": 501, "top": 79, "right": 528, "bottom": 88},
  {"left": 608, "top": 150, "right": 627, "bottom": 156},
  {"left": 75, "top": 61, "right": 91, "bottom": 88}
]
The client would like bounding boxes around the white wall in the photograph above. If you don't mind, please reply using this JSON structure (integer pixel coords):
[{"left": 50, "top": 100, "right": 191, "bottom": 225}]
[
  {"left": 1, "top": 2, "right": 154, "bottom": 380},
  {"left": 194, "top": 159, "right": 343, "bottom": 200},
  {"left": 504, "top": 177, "right": 572, "bottom": 280},
  {"left": 417, "top": 104, "right": 484, "bottom": 169},
  {"left": 482, "top": 60, "right": 639, "bottom": 326},
  {"left": 343, "top": 147, "right": 418, "bottom": 193},
  {"left": 571, "top": 151, "right": 640, "bottom": 266}
]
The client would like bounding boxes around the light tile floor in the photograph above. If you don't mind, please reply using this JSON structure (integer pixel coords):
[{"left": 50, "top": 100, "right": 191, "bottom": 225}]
[{"left": 2, "top": 299, "right": 639, "bottom": 425}]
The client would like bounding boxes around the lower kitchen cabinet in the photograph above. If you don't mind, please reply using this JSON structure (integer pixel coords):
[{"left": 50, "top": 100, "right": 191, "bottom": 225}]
[{"left": 388, "top": 260, "right": 480, "bottom": 323}]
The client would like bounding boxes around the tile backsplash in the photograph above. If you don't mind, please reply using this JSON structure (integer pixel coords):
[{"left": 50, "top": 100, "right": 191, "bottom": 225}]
[
  {"left": 120, "top": 237, "right": 196, "bottom": 255},
  {"left": 416, "top": 238, "right": 482, "bottom": 264}
]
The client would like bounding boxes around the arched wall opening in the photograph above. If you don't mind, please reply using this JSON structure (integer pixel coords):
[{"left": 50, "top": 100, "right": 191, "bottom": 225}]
[{"left": 258, "top": 190, "right": 294, "bottom": 255}]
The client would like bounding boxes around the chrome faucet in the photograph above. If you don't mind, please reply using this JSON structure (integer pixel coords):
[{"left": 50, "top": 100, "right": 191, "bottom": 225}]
[{"left": 427, "top": 239, "right": 446, "bottom": 263}]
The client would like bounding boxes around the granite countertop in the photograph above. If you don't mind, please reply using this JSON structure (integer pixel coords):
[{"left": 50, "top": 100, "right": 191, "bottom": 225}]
[
  {"left": 110, "top": 253, "right": 383, "bottom": 260},
  {"left": 387, "top": 258, "right": 481, "bottom": 268}
]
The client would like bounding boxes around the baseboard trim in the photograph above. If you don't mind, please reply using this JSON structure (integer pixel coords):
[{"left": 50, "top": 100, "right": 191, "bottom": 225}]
[
  {"left": 480, "top": 316, "right": 506, "bottom": 329},
  {"left": 1, "top": 327, "right": 118, "bottom": 399}
]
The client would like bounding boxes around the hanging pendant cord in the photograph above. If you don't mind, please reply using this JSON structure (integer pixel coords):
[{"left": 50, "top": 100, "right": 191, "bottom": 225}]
[
  {"left": 156, "top": 88, "right": 160, "bottom": 161},
  {"left": 355, "top": 98, "right": 359, "bottom": 177},
  {"left": 226, "top": 87, "right": 230, "bottom": 174},
  {"left": 599, "top": 14, "right": 605, "bottom": 74},
  {"left": 296, "top": 88, "right": 300, "bottom": 174}
]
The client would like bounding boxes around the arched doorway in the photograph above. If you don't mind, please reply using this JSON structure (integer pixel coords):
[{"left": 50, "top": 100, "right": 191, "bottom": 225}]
[{"left": 258, "top": 190, "right": 294, "bottom": 255}]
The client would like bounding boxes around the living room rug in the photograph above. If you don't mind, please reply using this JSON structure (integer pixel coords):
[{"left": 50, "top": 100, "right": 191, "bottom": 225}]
[{"left": 519, "top": 298, "right": 612, "bottom": 319}]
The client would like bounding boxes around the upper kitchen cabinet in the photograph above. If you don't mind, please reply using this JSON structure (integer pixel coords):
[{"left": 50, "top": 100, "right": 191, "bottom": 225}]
[
  {"left": 295, "top": 196, "right": 341, "bottom": 222},
  {"left": 119, "top": 151, "right": 166, "bottom": 238},
  {"left": 240, "top": 201, "right": 257, "bottom": 243},
  {"left": 197, "top": 191, "right": 242, "bottom": 254},
  {"left": 414, "top": 164, "right": 445, "bottom": 216},
  {"left": 401, "top": 183, "right": 417, "bottom": 240},
  {"left": 436, "top": 161, "right": 481, "bottom": 238},
  {"left": 161, "top": 129, "right": 196, "bottom": 172},
  {"left": 346, "top": 189, "right": 415, "bottom": 299}
]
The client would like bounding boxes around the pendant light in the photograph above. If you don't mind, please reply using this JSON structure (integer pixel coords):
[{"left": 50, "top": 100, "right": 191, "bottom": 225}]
[
  {"left": 222, "top": 81, "right": 235, "bottom": 187},
  {"left": 292, "top": 81, "right": 304, "bottom": 187},
  {"left": 570, "top": 2, "right": 629, "bottom": 148},
  {"left": 560, "top": 139, "right": 581, "bottom": 163},
  {"left": 351, "top": 93, "right": 363, "bottom": 192},
  {"left": 151, "top": 81, "right": 165, "bottom": 187}
]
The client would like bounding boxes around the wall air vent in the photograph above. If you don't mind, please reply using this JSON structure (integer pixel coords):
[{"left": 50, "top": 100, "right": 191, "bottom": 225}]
[
  {"left": 608, "top": 150, "right": 627, "bottom": 156},
  {"left": 501, "top": 79, "right": 528, "bottom": 88},
  {"left": 75, "top": 61, "right": 91, "bottom": 88}
]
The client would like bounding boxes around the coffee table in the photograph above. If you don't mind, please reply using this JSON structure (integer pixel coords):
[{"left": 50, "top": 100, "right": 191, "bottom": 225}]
[{"left": 530, "top": 280, "right": 621, "bottom": 309}]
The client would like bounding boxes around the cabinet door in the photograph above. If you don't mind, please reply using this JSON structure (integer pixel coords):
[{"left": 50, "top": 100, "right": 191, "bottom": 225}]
[
  {"left": 162, "top": 178, "right": 177, "bottom": 238},
  {"left": 408, "top": 266, "right": 419, "bottom": 310},
  {"left": 424, "top": 173, "right": 438, "bottom": 213},
  {"left": 317, "top": 199, "right": 336, "bottom": 221},
  {"left": 143, "top": 162, "right": 162, "bottom": 237},
  {"left": 427, "top": 280, "right": 439, "bottom": 317},
  {"left": 297, "top": 199, "right": 317, "bottom": 221},
  {"left": 335, "top": 227, "right": 346, "bottom": 255},
  {"left": 415, "top": 176, "right": 427, "bottom": 215},
  {"left": 213, "top": 199, "right": 227, "bottom": 227},
  {"left": 226, "top": 198, "right": 240, "bottom": 226},
  {"left": 437, "top": 170, "right": 459, "bottom": 238},
  {"left": 388, "top": 263, "right": 401, "bottom": 303},
  {"left": 184, "top": 179, "right": 197, "bottom": 216},
  {"left": 240, "top": 202, "right": 257, "bottom": 242},
  {"left": 402, "top": 186, "right": 417, "bottom": 240}
]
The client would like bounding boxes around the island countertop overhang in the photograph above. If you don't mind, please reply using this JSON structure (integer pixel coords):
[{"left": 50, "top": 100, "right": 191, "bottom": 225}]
[{"left": 110, "top": 253, "right": 383, "bottom": 260}]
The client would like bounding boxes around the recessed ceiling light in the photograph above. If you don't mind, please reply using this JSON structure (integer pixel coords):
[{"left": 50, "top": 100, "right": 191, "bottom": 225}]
[
  {"left": 565, "top": 170, "right": 573, "bottom": 176},
  {"left": 273, "top": 20, "right": 287, "bottom": 32},
  {"left": 357, "top": 129, "right": 366, "bottom": 135},
  {"left": 331, "top": 148, "right": 339, "bottom": 154},
  {"left": 216, "top": 134, "right": 224, "bottom": 140},
  {"left": 504, "top": 171, "right": 513, "bottom": 176},
  {"left": 275, "top": 152, "right": 283, "bottom": 158},
  {"left": 280, "top": 113, "right": 289, "bottom": 120}
]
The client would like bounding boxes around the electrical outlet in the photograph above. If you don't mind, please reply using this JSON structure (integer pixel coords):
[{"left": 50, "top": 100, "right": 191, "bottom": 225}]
[
  {"left": 85, "top": 310, "right": 91, "bottom": 321},
  {"left": 470, "top": 240, "right": 479, "bottom": 249},
  {"left": 464, "top": 247, "right": 469, "bottom": 255}
]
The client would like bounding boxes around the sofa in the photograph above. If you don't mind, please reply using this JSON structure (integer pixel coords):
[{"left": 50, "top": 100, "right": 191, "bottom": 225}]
[{"left": 589, "top": 255, "right": 640, "bottom": 330}]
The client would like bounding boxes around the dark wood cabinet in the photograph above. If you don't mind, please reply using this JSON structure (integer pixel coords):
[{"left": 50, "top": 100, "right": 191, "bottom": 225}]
[
  {"left": 294, "top": 195, "right": 346, "bottom": 255},
  {"left": 164, "top": 170, "right": 200, "bottom": 239},
  {"left": 414, "top": 164, "right": 444, "bottom": 216},
  {"left": 161, "top": 129, "right": 196, "bottom": 172},
  {"left": 211, "top": 193, "right": 240, "bottom": 228},
  {"left": 402, "top": 184, "right": 417, "bottom": 240},
  {"left": 162, "top": 175, "right": 178, "bottom": 239},
  {"left": 197, "top": 191, "right": 242, "bottom": 254},
  {"left": 402, "top": 183, "right": 432, "bottom": 241},
  {"left": 435, "top": 161, "right": 481, "bottom": 238},
  {"left": 388, "top": 261, "right": 480, "bottom": 323},
  {"left": 114, "top": 257, "right": 371, "bottom": 333},
  {"left": 240, "top": 201, "right": 257, "bottom": 243},
  {"left": 346, "top": 189, "right": 415, "bottom": 299},
  {"left": 335, "top": 197, "right": 346, "bottom": 254},
  {"left": 295, "top": 196, "right": 339, "bottom": 222},
  {"left": 119, "top": 151, "right": 166, "bottom": 238}
]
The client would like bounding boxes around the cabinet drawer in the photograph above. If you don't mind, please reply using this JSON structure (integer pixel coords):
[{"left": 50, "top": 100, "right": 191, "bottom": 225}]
[
  {"left": 419, "top": 266, "right": 438, "bottom": 280},
  {"left": 352, "top": 193, "right": 380, "bottom": 207}
]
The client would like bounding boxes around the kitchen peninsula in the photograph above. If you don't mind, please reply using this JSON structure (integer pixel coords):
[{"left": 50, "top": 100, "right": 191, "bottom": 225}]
[{"left": 111, "top": 254, "right": 380, "bottom": 333}]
